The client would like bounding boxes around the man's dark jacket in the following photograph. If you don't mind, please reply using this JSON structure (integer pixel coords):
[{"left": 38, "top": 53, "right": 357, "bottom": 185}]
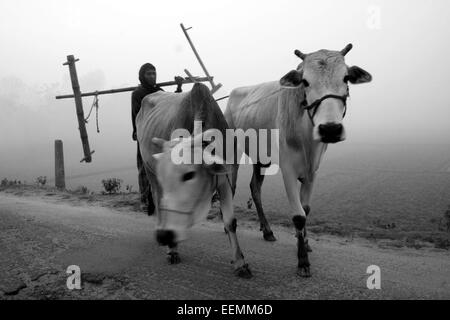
[{"left": 131, "top": 63, "right": 164, "bottom": 140}]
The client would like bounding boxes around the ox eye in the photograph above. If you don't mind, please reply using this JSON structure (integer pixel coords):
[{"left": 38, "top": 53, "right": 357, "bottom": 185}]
[
  {"left": 343, "top": 76, "right": 349, "bottom": 84},
  {"left": 182, "top": 171, "right": 196, "bottom": 182},
  {"left": 302, "top": 79, "right": 310, "bottom": 87}
]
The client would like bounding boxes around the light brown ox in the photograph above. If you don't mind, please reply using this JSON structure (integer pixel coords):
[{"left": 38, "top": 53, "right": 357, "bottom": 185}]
[
  {"left": 224, "top": 44, "right": 372, "bottom": 277},
  {"left": 137, "top": 83, "right": 252, "bottom": 278}
]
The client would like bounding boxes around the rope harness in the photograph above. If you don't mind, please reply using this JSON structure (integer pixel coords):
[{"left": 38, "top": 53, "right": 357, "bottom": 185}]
[
  {"left": 84, "top": 92, "right": 100, "bottom": 133},
  {"left": 301, "top": 94, "right": 348, "bottom": 127},
  {"left": 215, "top": 90, "right": 349, "bottom": 127},
  {"left": 215, "top": 95, "right": 230, "bottom": 102},
  {"left": 159, "top": 173, "right": 232, "bottom": 227}
]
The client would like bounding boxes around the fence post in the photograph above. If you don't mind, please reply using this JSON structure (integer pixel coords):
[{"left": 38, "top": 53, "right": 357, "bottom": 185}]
[{"left": 55, "top": 140, "right": 66, "bottom": 189}]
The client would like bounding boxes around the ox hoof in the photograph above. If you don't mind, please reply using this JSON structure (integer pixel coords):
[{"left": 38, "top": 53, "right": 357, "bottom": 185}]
[
  {"left": 263, "top": 231, "right": 277, "bottom": 242},
  {"left": 234, "top": 263, "right": 253, "bottom": 279},
  {"left": 297, "top": 266, "right": 311, "bottom": 278},
  {"left": 167, "top": 252, "right": 181, "bottom": 265}
]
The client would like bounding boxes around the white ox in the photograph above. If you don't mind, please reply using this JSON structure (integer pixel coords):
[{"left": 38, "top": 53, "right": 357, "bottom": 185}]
[
  {"left": 224, "top": 44, "right": 372, "bottom": 277},
  {"left": 136, "top": 83, "right": 251, "bottom": 278}
]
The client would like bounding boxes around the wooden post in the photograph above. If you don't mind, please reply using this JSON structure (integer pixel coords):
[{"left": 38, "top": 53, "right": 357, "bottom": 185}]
[
  {"left": 63, "top": 55, "right": 93, "bottom": 163},
  {"left": 55, "top": 140, "right": 66, "bottom": 190}
]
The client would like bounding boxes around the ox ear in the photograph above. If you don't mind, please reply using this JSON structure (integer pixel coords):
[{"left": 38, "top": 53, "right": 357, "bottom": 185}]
[
  {"left": 152, "top": 153, "right": 163, "bottom": 161},
  {"left": 152, "top": 137, "right": 166, "bottom": 148},
  {"left": 347, "top": 66, "right": 372, "bottom": 84},
  {"left": 152, "top": 137, "right": 182, "bottom": 151},
  {"left": 280, "top": 70, "right": 303, "bottom": 88}
]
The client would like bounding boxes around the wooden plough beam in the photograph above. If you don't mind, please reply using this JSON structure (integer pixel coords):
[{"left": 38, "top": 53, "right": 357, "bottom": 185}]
[
  {"left": 56, "top": 55, "right": 212, "bottom": 163},
  {"left": 56, "top": 24, "right": 223, "bottom": 164},
  {"left": 55, "top": 76, "right": 213, "bottom": 100},
  {"left": 180, "top": 23, "right": 223, "bottom": 95}
]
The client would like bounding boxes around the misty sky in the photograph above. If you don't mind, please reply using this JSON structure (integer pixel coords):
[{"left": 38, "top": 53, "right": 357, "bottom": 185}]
[{"left": 1, "top": 0, "right": 449, "bottom": 185}]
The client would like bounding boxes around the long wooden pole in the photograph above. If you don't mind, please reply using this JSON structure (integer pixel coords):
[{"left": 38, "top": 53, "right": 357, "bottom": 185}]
[
  {"left": 63, "top": 55, "right": 93, "bottom": 163},
  {"left": 180, "top": 23, "right": 222, "bottom": 94},
  {"left": 55, "top": 76, "right": 212, "bottom": 100}
]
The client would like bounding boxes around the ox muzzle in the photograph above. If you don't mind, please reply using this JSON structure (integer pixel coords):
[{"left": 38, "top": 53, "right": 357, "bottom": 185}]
[
  {"left": 318, "top": 123, "right": 344, "bottom": 144},
  {"left": 304, "top": 94, "right": 347, "bottom": 144},
  {"left": 156, "top": 229, "right": 177, "bottom": 247}
]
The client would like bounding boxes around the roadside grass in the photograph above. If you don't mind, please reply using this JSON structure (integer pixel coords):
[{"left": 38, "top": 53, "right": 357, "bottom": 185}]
[{"left": 0, "top": 182, "right": 142, "bottom": 213}]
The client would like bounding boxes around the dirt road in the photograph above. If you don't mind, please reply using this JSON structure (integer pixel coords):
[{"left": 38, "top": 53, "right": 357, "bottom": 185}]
[{"left": 0, "top": 192, "right": 449, "bottom": 299}]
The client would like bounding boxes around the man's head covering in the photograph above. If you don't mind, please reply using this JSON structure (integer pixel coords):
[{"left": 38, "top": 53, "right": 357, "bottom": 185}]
[{"left": 138, "top": 63, "right": 156, "bottom": 89}]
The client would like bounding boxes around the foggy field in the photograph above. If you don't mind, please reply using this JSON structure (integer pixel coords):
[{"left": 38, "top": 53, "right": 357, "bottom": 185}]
[
  {"left": 233, "top": 143, "right": 450, "bottom": 247},
  {"left": 34, "top": 142, "right": 450, "bottom": 249}
]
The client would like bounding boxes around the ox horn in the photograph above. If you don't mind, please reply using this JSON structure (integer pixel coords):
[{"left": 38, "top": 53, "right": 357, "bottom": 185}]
[
  {"left": 341, "top": 43, "right": 353, "bottom": 56},
  {"left": 294, "top": 49, "right": 307, "bottom": 60}
]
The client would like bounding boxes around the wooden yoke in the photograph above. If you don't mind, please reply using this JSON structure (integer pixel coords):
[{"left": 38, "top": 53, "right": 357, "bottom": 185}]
[{"left": 63, "top": 55, "right": 94, "bottom": 163}]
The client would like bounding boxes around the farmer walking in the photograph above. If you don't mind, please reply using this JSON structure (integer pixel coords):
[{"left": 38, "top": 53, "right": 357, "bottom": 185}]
[{"left": 131, "top": 63, "right": 183, "bottom": 214}]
